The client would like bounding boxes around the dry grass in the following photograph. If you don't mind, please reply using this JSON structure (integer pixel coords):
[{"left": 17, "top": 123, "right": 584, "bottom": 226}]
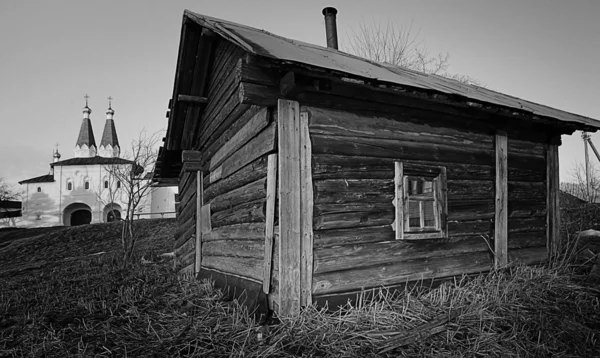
[{"left": 1, "top": 219, "right": 599, "bottom": 357}]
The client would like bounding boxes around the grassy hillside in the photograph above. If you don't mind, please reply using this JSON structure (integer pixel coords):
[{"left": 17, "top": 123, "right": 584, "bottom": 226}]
[{"left": 1, "top": 220, "right": 599, "bottom": 357}]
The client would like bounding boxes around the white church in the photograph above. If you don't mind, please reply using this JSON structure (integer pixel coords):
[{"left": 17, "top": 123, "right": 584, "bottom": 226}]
[{"left": 18, "top": 98, "right": 176, "bottom": 227}]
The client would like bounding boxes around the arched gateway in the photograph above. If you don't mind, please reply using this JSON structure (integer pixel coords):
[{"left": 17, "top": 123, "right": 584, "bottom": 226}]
[{"left": 63, "top": 203, "right": 92, "bottom": 226}]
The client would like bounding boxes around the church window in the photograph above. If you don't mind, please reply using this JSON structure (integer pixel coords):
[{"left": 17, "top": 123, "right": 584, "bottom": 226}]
[
  {"left": 85, "top": 181, "right": 90, "bottom": 190},
  {"left": 67, "top": 181, "right": 72, "bottom": 191},
  {"left": 104, "top": 180, "right": 109, "bottom": 189},
  {"left": 37, "top": 187, "right": 41, "bottom": 192},
  {"left": 117, "top": 181, "right": 121, "bottom": 189}
]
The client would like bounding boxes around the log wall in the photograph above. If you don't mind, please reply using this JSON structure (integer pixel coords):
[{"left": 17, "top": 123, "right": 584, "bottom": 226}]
[
  {"left": 306, "top": 106, "right": 548, "bottom": 297},
  {"left": 173, "top": 41, "right": 279, "bottom": 292}
]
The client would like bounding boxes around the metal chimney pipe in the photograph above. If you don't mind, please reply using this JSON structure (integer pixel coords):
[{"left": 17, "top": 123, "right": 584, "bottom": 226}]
[{"left": 322, "top": 7, "right": 338, "bottom": 50}]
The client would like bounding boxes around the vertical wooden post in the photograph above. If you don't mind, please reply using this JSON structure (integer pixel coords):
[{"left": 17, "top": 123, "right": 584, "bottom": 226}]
[
  {"left": 393, "top": 162, "right": 404, "bottom": 240},
  {"left": 300, "top": 112, "right": 313, "bottom": 306},
  {"left": 547, "top": 136, "right": 561, "bottom": 257},
  {"left": 195, "top": 171, "right": 204, "bottom": 273},
  {"left": 263, "top": 153, "right": 278, "bottom": 294},
  {"left": 278, "top": 99, "right": 302, "bottom": 316},
  {"left": 495, "top": 132, "right": 508, "bottom": 268}
]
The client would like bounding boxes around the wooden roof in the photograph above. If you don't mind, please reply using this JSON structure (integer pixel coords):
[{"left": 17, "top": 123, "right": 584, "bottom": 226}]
[
  {"left": 18, "top": 174, "right": 55, "bottom": 184},
  {"left": 184, "top": 10, "right": 600, "bottom": 131}
]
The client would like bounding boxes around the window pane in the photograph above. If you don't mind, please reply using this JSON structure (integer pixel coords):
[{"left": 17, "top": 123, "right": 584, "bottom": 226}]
[
  {"left": 423, "top": 200, "right": 436, "bottom": 227},
  {"left": 407, "top": 177, "right": 434, "bottom": 197},
  {"left": 408, "top": 200, "right": 420, "bottom": 228}
]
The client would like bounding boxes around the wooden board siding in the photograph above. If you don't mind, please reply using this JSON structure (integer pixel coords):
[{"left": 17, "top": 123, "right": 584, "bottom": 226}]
[
  {"left": 306, "top": 106, "right": 548, "bottom": 296},
  {"left": 174, "top": 169, "right": 198, "bottom": 274}
]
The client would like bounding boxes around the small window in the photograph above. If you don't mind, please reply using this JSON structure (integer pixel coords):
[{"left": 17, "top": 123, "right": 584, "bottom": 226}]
[
  {"left": 67, "top": 182, "right": 72, "bottom": 191},
  {"left": 37, "top": 187, "right": 41, "bottom": 193},
  {"left": 393, "top": 162, "right": 447, "bottom": 240},
  {"left": 104, "top": 180, "right": 109, "bottom": 189},
  {"left": 85, "top": 181, "right": 89, "bottom": 190},
  {"left": 116, "top": 181, "right": 121, "bottom": 189}
]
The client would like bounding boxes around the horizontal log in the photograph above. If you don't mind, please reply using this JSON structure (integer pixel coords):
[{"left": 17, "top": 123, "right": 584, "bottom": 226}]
[
  {"left": 314, "top": 236, "right": 496, "bottom": 274},
  {"left": 178, "top": 175, "right": 197, "bottom": 210},
  {"left": 508, "top": 138, "right": 544, "bottom": 156},
  {"left": 182, "top": 162, "right": 205, "bottom": 172},
  {"left": 315, "top": 202, "right": 393, "bottom": 216},
  {"left": 508, "top": 217, "right": 546, "bottom": 233},
  {"left": 178, "top": 199, "right": 196, "bottom": 227},
  {"left": 312, "top": 154, "right": 544, "bottom": 182},
  {"left": 314, "top": 226, "right": 396, "bottom": 248},
  {"left": 311, "top": 134, "right": 494, "bottom": 166},
  {"left": 202, "top": 105, "right": 263, "bottom": 167},
  {"left": 182, "top": 150, "right": 202, "bottom": 162},
  {"left": 447, "top": 180, "right": 494, "bottom": 201},
  {"left": 174, "top": 216, "right": 195, "bottom": 248},
  {"left": 314, "top": 179, "right": 394, "bottom": 204},
  {"left": 210, "top": 108, "right": 270, "bottom": 170},
  {"left": 202, "top": 256, "right": 263, "bottom": 282},
  {"left": 180, "top": 249, "right": 196, "bottom": 269},
  {"left": 217, "top": 122, "right": 276, "bottom": 181},
  {"left": 312, "top": 251, "right": 491, "bottom": 295},
  {"left": 508, "top": 231, "right": 546, "bottom": 246},
  {"left": 448, "top": 220, "right": 493, "bottom": 237},
  {"left": 178, "top": 94, "right": 208, "bottom": 104},
  {"left": 307, "top": 106, "right": 492, "bottom": 149},
  {"left": 239, "top": 82, "right": 280, "bottom": 107},
  {"left": 211, "top": 199, "right": 265, "bottom": 228},
  {"left": 210, "top": 177, "right": 266, "bottom": 213},
  {"left": 238, "top": 55, "right": 279, "bottom": 87},
  {"left": 508, "top": 246, "right": 547, "bottom": 265},
  {"left": 203, "top": 222, "right": 265, "bottom": 242},
  {"left": 314, "top": 210, "right": 394, "bottom": 230},
  {"left": 204, "top": 156, "right": 268, "bottom": 203},
  {"left": 203, "top": 239, "right": 264, "bottom": 259},
  {"left": 174, "top": 236, "right": 195, "bottom": 259}
]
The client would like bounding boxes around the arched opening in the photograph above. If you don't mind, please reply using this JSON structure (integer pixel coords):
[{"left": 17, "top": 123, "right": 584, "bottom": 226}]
[
  {"left": 103, "top": 203, "right": 122, "bottom": 223},
  {"left": 63, "top": 203, "right": 92, "bottom": 226},
  {"left": 71, "top": 210, "right": 92, "bottom": 226}
]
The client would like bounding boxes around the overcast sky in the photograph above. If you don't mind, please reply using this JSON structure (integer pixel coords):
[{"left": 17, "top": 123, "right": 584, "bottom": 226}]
[{"left": 1, "top": 0, "right": 598, "bottom": 188}]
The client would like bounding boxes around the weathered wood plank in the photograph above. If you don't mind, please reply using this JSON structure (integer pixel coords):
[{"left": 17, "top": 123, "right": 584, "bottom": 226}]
[
  {"left": 203, "top": 156, "right": 268, "bottom": 203},
  {"left": 508, "top": 246, "right": 548, "bottom": 265},
  {"left": 312, "top": 251, "right": 491, "bottom": 295},
  {"left": 178, "top": 263, "right": 196, "bottom": 277},
  {"left": 393, "top": 162, "right": 404, "bottom": 240},
  {"left": 278, "top": 99, "right": 302, "bottom": 316},
  {"left": 211, "top": 199, "right": 265, "bottom": 228},
  {"left": 202, "top": 256, "right": 263, "bottom": 282},
  {"left": 209, "top": 108, "right": 270, "bottom": 170},
  {"left": 495, "top": 132, "right": 508, "bottom": 268},
  {"left": 239, "top": 82, "right": 280, "bottom": 106},
  {"left": 314, "top": 226, "right": 396, "bottom": 248},
  {"left": 209, "top": 177, "right": 266, "bottom": 213},
  {"left": 202, "top": 239, "right": 264, "bottom": 259},
  {"left": 314, "top": 209, "right": 394, "bottom": 230},
  {"left": 174, "top": 236, "right": 195, "bottom": 259},
  {"left": 182, "top": 150, "right": 202, "bottom": 162},
  {"left": 174, "top": 216, "right": 195, "bottom": 248},
  {"left": 263, "top": 154, "right": 277, "bottom": 294},
  {"left": 202, "top": 223, "right": 265, "bottom": 242},
  {"left": 202, "top": 106, "right": 262, "bottom": 167},
  {"left": 200, "top": 204, "right": 212, "bottom": 233},
  {"left": 195, "top": 171, "right": 204, "bottom": 273},
  {"left": 300, "top": 112, "right": 313, "bottom": 306},
  {"left": 307, "top": 106, "right": 492, "bottom": 149},
  {"left": 311, "top": 134, "right": 493, "bottom": 166},
  {"left": 547, "top": 140, "right": 560, "bottom": 256},
  {"left": 217, "top": 122, "right": 276, "bottom": 181}
]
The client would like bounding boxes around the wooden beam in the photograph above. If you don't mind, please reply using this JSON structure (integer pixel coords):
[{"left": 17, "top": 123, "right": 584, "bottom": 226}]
[
  {"left": 263, "top": 153, "right": 277, "bottom": 294},
  {"left": 393, "top": 162, "right": 404, "bottom": 240},
  {"left": 494, "top": 131, "right": 508, "bottom": 268},
  {"left": 278, "top": 99, "right": 302, "bottom": 316},
  {"left": 195, "top": 171, "right": 204, "bottom": 273},
  {"left": 182, "top": 150, "right": 202, "bottom": 163},
  {"left": 546, "top": 137, "right": 561, "bottom": 257},
  {"left": 300, "top": 111, "right": 314, "bottom": 306},
  {"left": 178, "top": 94, "right": 208, "bottom": 104}
]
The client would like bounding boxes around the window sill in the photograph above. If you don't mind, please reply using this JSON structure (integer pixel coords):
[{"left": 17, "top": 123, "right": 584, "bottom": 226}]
[{"left": 403, "top": 231, "right": 444, "bottom": 240}]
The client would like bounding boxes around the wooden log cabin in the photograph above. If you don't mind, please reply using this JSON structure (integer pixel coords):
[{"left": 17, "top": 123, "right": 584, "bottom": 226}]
[{"left": 154, "top": 9, "right": 600, "bottom": 317}]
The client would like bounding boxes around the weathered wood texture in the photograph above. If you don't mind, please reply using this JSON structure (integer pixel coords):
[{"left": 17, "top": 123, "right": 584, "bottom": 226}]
[
  {"left": 306, "top": 106, "right": 549, "bottom": 295},
  {"left": 495, "top": 132, "right": 508, "bottom": 268},
  {"left": 546, "top": 140, "right": 560, "bottom": 256},
  {"left": 278, "top": 99, "right": 302, "bottom": 316}
]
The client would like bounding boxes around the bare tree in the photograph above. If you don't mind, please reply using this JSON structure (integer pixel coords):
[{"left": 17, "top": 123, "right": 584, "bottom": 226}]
[
  {"left": 103, "top": 131, "right": 160, "bottom": 262},
  {"left": 561, "top": 161, "right": 600, "bottom": 203},
  {"left": 343, "top": 19, "right": 483, "bottom": 86},
  {"left": 0, "top": 177, "right": 22, "bottom": 201}
]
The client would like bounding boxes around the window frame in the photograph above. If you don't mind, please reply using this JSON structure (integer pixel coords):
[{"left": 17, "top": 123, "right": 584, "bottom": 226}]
[
  {"left": 393, "top": 162, "right": 448, "bottom": 240},
  {"left": 67, "top": 181, "right": 73, "bottom": 191}
]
